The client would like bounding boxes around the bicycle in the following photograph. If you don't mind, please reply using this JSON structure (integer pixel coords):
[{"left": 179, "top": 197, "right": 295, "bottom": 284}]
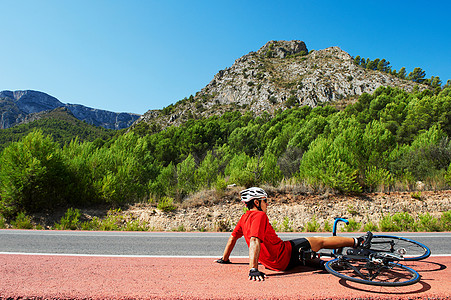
[{"left": 312, "top": 218, "right": 431, "bottom": 286}]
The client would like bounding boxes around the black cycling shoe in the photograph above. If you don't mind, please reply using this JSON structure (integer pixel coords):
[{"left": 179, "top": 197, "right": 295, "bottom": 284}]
[{"left": 360, "top": 231, "right": 373, "bottom": 249}]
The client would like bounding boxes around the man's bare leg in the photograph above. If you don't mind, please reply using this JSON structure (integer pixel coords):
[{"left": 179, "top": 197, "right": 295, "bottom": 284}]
[{"left": 306, "top": 236, "right": 354, "bottom": 252}]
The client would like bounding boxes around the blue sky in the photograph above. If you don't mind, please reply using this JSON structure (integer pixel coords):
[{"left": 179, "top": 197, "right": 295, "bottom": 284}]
[{"left": 1, "top": 0, "right": 450, "bottom": 114}]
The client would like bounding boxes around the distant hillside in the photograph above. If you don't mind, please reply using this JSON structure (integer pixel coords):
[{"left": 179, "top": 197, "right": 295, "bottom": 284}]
[
  {"left": 0, "top": 90, "right": 140, "bottom": 130},
  {"left": 0, "top": 107, "right": 116, "bottom": 151},
  {"left": 135, "top": 40, "right": 430, "bottom": 130}
]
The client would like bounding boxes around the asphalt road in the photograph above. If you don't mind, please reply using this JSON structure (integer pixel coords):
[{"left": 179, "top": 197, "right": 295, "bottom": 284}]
[
  {"left": 1, "top": 230, "right": 449, "bottom": 257},
  {"left": 1, "top": 230, "right": 450, "bottom": 299}
]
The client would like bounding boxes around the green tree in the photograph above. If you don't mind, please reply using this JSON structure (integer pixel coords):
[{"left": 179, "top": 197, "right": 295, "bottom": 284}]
[
  {"left": 150, "top": 162, "right": 176, "bottom": 198},
  {"left": 196, "top": 151, "right": 222, "bottom": 188},
  {"left": 376, "top": 59, "right": 391, "bottom": 72},
  {"left": 0, "top": 130, "right": 70, "bottom": 217},
  {"left": 176, "top": 154, "right": 197, "bottom": 199},
  {"left": 225, "top": 152, "right": 258, "bottom": 187},
  {"left": 299, "top": 136, "right": 362, "bottom": 193},
  {"left": 407, "top": 67, "right": 426, "bottom": 83},
  {"left": 397, "top": 67, "right": 407, "bottom": 79}
]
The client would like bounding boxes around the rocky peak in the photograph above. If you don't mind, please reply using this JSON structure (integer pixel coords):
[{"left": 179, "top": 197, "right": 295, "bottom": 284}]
[
  {"left": 135, "top": 40, "right": 430, "bottom": 130},
  {"left": 0, "top": 90, "right": 64, "bottom": 114},
  {"left": 257, "top": 40, "right": 308, "bottom": 58},
  {"left": 0, "top": 90, "right": 140, "bottom": 130}
]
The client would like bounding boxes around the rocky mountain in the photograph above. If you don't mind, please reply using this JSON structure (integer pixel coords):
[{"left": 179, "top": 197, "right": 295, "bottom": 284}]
[
  {"left": 135, "top": 40, "right": 428, "bottom": 129},
  {"left": 0, "top": 90, "right": 140, "bottom": 130}
]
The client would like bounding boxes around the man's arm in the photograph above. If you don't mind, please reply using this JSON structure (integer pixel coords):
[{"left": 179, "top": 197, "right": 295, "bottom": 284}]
[
  {"left": 248, "top": 236, "right": 266, "bottom": 281},
  {"left": 216, "top": 234, "right": 238, "bottom": 263},
  {"left": 249, "top": 236, "right": 261, "bottom": 269},
  {"left": 222, "top": 234, "right": 238, "bottom": 261}
]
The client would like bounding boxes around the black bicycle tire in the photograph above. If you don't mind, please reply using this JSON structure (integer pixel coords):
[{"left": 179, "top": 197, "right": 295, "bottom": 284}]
[
  {"left": 325, "top": 258, "right": 421, "bottom": 286},
  {"left": 371, "top": 235, "right": 431, "bottom": 261}
]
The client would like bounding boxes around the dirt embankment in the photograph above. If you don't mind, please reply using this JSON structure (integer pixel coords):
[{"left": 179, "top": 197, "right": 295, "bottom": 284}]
[{"left": 120, "top": 189, "right": 451, "bottom": 232}]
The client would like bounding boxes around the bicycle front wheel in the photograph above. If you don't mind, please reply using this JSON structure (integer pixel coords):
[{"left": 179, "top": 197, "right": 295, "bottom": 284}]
[
  {"left": 371, "top": 235, "right": 431, "bottom": 261},
  {"left": 325, "top": 257, "right": 421, "bottom": 286}
]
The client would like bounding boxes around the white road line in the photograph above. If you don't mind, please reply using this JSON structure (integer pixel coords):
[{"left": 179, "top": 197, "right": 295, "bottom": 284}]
[
  {"left": 0, "top": 252, "right": 249, "bottom": 258},
  {"left": 0, "top": 252, "right": 449, "bottom": 258}
]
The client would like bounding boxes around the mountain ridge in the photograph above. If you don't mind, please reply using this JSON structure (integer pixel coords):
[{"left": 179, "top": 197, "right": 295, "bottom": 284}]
[{"left": 0, "top": 90, "right": 140, "bottom": 130}]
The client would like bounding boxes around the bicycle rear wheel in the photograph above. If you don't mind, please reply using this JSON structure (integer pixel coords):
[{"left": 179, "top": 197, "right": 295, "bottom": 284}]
[
  {"left": 371, "top": 235, "right": 431, "bottom": 261},
  {"left": 325, "top": 257, "right": 421, "bottom": 286}
]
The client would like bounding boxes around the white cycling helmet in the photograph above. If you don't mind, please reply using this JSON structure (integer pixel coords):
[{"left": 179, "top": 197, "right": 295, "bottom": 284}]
[{"left": 240, "top": 187, "right": 268, "bottom": 203}]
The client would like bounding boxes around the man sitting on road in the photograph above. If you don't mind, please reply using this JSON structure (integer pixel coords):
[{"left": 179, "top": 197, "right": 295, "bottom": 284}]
[{"left": 215, "top": 187, "right": 372, "bottom": 281}]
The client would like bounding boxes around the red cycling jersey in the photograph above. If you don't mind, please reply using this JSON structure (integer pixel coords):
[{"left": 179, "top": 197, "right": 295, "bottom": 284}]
[{"left": 232, "top": 210, "right": 292, "bottom": 271}]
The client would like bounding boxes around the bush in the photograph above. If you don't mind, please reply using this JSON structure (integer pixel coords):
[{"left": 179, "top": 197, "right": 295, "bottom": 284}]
[
  {"left": 379, "top": 212, "right": 416, "bottom": 232},
  {"left": 363, "top": 221, "right": 379, "bottom": 232},
  {"left": 323, "top": 220, "right": 332, "bottom": 232},
  {"left": 306, "top": 216, "right": 321, "bottom": 232},
  {"left": 345, "top": 219, "right": 362, "bottom": 232},
  {"left": 0, "top": 214, "right": 6, "bottom": 229},
  {"left": 11, "top": 212, "right": 34, "bottom": 229},
  {"left": 416, "top": 213, "right": 442, "bottom": 231},
  {"left": 282, "top": 217, "right": 294, "bottom": 232},
  {"left": 157, "top": 197, "right": 176, "bottom": 212},
  {"left": 124, "top": 219, "right": 148, "bottom": 231},
  {"left": 441, "top": 210, "right": 451, "bottom": 231},
  {"left": 364, "top": 166, "right": 393, "bottom": 192},
  {"left": 446, "top": 163, "right": 451, "bottom": 186},
  {"left": 54, "top": 208, "right": 81, "bottom": 230}
]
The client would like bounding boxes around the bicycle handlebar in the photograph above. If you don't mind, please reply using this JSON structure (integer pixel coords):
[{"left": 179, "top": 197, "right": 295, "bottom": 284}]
[
  {"left": 332, "top": 218, "right": 350, "bottom": 255},
  {"left": 332, "top": 218, "right": 349, "bottom": 236}
]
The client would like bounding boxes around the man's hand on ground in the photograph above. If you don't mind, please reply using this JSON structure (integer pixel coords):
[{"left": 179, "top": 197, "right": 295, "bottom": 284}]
[
  {"left": 249, "top": 268, "right": 266, "bottom": 281},
  {"left": 215, "top": 258, "right": 231, "bottom": 264}
]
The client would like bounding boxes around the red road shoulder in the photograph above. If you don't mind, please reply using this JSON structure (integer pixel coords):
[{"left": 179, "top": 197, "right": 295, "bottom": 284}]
[{"left": 0, "top": 254, "right": 450, "bottom": 299}]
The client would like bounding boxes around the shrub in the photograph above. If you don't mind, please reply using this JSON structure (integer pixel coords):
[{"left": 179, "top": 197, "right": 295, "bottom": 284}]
[
  {"left": 157, "top": 197, "right": 176, "bottom": 212},
  {"left": 416, "top": 213, "right": 441, "bottom": 231},
  {"left": 364, "top": 166, "right": 393, "bottom": 192},
  {"left": 79, "top": 209, "right": 124, "bottom": 231},
  {"left": 379, "top": 212, "right": 415, "bottom": 232},
  {"left": 196, "top": 151, "right": 220, "bottom": 189},
  {"left": 345, "top": 219, "right": 361, "bottom": 232},
  {"left": 150, "top": 163, "right": 177, "bottom": 198},
  {"left": 282, "top": 217, "right": 293, "bottom": 232},
  {"left": 124, "top": 219, "right": 148, "bottom": 231},
  {"left": 323, "top": 220, "right": 332, "bottom": 232},
  {"left": 97, "top": 209, "right": 123, "bottom": 231},
  {"left": 54, "top": 208, "right": 81, "bottom": 230},
  {"left": 411, "top": 191, "right": 422, "bottom": 200},
  {"left": 446, "top": 163, "right": 451, "bottom": 186},
  {"left": 306, "top": 216, "right": 321, "bottom": 232},
  {"left": 441, "top": 210, "right": 451, "bottom": 231},
  {"left": 214, "top": 177, "right": 228, "bottom": 194},
  {"left": 363, "top": 221, "right": 379, "bottom": 232},
  {"left": 0, "top": 214, "right": 6, "bottom": 229},
  {"left": 11, "top": 212, "right": 34, "bottom": 229}
]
